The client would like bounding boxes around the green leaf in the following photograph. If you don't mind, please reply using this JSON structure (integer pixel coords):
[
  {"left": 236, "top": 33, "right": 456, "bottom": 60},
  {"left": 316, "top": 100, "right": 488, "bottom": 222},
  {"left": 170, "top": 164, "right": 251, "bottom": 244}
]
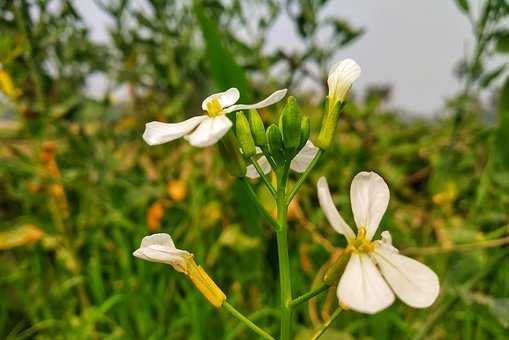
[
  {"left": 493, "top": 76, "right": 509, "bottom": 168},
  {"left": 193, "top": 3, "right": 251, "bottom": 100},
  {"left": 455, "top": 0, "right": 470, "bottom": 13},
  {"left": 480, "top": 64, "right": 506, "bottom": 88},
  {"left": 495, "top": 31, "right": 509, "bottom": 54}
]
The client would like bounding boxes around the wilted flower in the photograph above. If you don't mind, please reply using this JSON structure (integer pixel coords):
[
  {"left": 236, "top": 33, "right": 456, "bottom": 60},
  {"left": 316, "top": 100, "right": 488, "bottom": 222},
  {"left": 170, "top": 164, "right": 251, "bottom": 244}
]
[
  {"left": 327, "top": 58, "right": 361, "bottom": 112},
  {"left": 133, "top": 233, "right": 226, "bottom": 307},
  {"left": 143, "top": 88, "right": 287, "bottom": 147},
  {"left": 245, "top": 140, "right": 319, "bottom": 178},
  {"left": 317, "top": 172, "right": 439, "bottom": 314}
]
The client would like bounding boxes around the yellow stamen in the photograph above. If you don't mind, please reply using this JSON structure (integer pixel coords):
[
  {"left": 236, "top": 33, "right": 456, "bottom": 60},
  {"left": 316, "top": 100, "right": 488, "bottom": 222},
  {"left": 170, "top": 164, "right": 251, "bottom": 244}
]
[
  {"left": 206, "top": 98, "right": 223, "bottom": 117},
  {"left": 357, "top": 227, "right": 367, "bottom": 239}
]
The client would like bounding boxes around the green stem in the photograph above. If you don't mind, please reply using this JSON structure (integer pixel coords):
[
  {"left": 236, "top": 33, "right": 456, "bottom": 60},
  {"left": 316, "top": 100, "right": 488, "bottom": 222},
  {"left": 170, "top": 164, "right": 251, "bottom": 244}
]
[
  {"left": 289, "top": 283, "right": 329, "bottom": 309},
  {"left": 222, "top": 302, "right": 275, "bottom": 340},
  {"left": 249, "top": 156, "right": 276, "bottom": 196},
  {"left": 287, "top": 149, "right": 323, "bottom": 204},
  {"left": 239, "top": 178, "right": 280, "bottom": 231},
  {"left": 276, "top": 164, "right": 292, "bottom": 340},
  {"left": 310, "top": 307, "right": 343, "bottom": 340}
]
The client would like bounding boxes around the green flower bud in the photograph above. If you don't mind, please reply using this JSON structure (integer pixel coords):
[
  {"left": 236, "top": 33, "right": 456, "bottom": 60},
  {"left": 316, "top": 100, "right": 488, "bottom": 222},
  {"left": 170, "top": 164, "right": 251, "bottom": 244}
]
[
  {"left": 323, "top": 251, "right": 351, "bottom": 286},
  {"left": 217, "top": 130, "right": 247, "bottom": 178},
  {"left": 280, "top": 96, "right": 302, "bottom": 149},
  {"left": 235, "top": 111, "right": 256, "bottom": 157},
  {"left": 298, "top": 116, "right": 310, "bottom": 150},
  {"left": 248, "top": 109, "right": 267, "bottom": 146},
  {"left": 266, "top": 124, "right": 284, "bottom": 162}
]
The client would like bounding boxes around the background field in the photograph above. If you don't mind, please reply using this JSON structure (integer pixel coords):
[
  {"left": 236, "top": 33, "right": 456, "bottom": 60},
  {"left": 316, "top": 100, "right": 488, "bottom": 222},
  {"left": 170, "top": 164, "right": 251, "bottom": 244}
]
[{"left": 1, "top": 1, "right": 509, "bottom": 339}]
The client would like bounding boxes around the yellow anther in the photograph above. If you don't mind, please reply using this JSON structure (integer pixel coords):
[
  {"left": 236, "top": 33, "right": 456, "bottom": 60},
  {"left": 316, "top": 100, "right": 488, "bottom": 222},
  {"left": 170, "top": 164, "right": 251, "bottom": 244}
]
[
  {"left": 357, "top": 227, "right": 367, "bottom": 239},
  {"left": 206, "top": 98, "right": 223, "bottom": 116}
]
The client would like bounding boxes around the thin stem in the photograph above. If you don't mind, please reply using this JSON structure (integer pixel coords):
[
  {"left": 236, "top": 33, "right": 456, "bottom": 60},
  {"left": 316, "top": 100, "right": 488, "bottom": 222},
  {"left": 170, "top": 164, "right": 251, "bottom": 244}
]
[
  {"left": 289, "top": 283, "right": 330, "bottom": 309},
  {"left": 276, "top": 164, "right": 293, "bottom": 340},
  {"left": 287, "top": 149, "right": 323, "bottom": 204},
  {"left": 402, "top": 235, "right": 509, "bottom": 256},
  {"left": 239, "top": 178, "right": 280, "bottom": 231},
  {"left": 249, "top": 156, "right": 276, "bottom": 196},
  {"left": 222, "top": 301, "right": 275, "bottom": 340},
  {"left": 310, "top": 307, "right": 343, "bottom": 340}
]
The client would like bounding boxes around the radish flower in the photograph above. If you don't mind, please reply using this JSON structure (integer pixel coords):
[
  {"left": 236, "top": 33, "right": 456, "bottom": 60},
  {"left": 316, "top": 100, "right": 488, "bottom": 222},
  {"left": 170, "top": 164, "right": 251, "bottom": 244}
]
[
  {"left": 246, "top": 140, "right": 319, "bottom": 179},
  {"left": 133, "top": 233, "right": 226, "bottom": 307},
  {"left": 143, "top": 88, "right": 287, "bottom": 147},
  {"left": 327, "top": 59, "right": 361, "bottom": 112},
  {"left": 317, "top": 172, "right": 439, "bottom": 314}
]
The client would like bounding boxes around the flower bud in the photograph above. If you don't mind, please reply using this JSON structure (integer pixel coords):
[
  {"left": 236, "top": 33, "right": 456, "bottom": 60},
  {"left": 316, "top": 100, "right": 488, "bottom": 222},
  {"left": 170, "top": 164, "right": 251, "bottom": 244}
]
[
  {"left": 317, "top": 59, "right": 360, "bottom": 150},
  {"left": 217, "top": 131, "right": 247, "bottom": 177},
  {"left": 266, "top": 124, "right": 284, "bottom": 162},
  {"left": 298, "top": 116, "right": 310, "bottom": 150},
  {"left": 323, "top": 250, "right": 351, "bottom": 286},
  {"left": 280, "top": 96, "right": 302, "bottom": 149},
  {"left": 248, "top": 109, "right": 267, "bottom": 146},
  {"left": 235, "top": 111, "right": 256, "bottom": 157}
]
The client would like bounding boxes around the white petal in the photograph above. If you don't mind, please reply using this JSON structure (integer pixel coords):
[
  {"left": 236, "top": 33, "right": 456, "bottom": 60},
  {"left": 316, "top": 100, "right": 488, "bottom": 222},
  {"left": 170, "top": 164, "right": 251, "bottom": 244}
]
[
  {"left": 350, "top": 171, "right": 390, "bottom": 240},
  {"left": 133, "top": 233, "right": 191, "bottom": 272},
  {"left": 184, "top": 116, "right": 232, "bottom": 147},
  {"left": 201, "top": 88, "right": 240, "bottom": 110},
  {"left": 290, "top": 140, "right": 319, "bottom": 173},
  {"left": 317, "top": 177, "right": 356, "bottom": 241},
  {"left": 246, "top": 155, "right": 272, "bottom": 179},
  {"left": 222, "top": 89, "right": 287, "bottom": 113},
  {"left": 338, "top": 254, "right": 395, "bottom": 314},
  {"left": 327, "top": 59, "right": 361, "bottom": 103},
  {"left": 372, "top": 246, "right": 440, "bottom": 308},
  {"left": 142, "top": 116, "right": 207, "bottom": 145}
]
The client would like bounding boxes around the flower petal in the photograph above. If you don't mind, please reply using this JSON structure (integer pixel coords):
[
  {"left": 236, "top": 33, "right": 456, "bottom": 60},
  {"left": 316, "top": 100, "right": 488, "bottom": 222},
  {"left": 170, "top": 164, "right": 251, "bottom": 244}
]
[
  {"left": 201, "top": 88, "right": 240, "bottom": 110},
  {"left": 143, "top": 116, "right": 207, "bottom": 145},
  {"left": 338, "top": 253, "right": 395, "bottom": 314},
  {"left": 184, "top": 116, "right": 233, "bottom": 147},
  {"left": 222, "top": 89, "right": 287, "bottom": 113},
  {"left": 327, "top": 58, "right": 361, "bottom": 103},
  {"left": 133, "top": 233, "right": 191, "bottom": 272},
  {"left": 140, "top": 233, "right": 176, "bottom": 249},
  {"left": 317, "top": 177, "right": 356, "bottom": 241},
  {"left": 246, "top": 155, "right": 272, "bottom": 179},
  {"left": 372, "top": 246, "right": 440, "bottom": 308},
  {"left": 290, "top": 140, "right": 319, "bottom": 173},
  {"left": 350, "top": 171, "right": 390, "bottom": 240}
]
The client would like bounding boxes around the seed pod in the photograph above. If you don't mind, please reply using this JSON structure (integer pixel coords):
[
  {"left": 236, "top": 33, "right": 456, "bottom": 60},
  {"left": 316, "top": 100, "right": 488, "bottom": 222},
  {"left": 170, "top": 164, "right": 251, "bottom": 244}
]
[
  {"left": 280, "top": 96, "right": 302, "bottom": 149},
  {"left": 235, "top": 111, "right": 256, "bottom": 157},
  {"left": 248, "top": 109, "right": 267, "bottom": 146},
  {"left": 298, "top": 116, "right": 310, "bottom": 150},
  {"left": 266, "top": 124, "right": 284, "bottom": 161}
]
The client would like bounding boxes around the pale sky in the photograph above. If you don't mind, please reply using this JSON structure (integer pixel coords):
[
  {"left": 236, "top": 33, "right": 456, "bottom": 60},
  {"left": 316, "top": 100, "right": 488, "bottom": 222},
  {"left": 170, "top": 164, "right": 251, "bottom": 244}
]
[{"left": 74, "top": 0, "right": 477, "bottom": 116}]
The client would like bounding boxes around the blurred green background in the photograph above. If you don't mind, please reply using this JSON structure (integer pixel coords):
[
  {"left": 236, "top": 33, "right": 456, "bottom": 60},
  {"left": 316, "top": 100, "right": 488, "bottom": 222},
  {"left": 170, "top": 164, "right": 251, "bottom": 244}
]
[{"left": 1, "top": 0, "right": 509, "bottom": 339}]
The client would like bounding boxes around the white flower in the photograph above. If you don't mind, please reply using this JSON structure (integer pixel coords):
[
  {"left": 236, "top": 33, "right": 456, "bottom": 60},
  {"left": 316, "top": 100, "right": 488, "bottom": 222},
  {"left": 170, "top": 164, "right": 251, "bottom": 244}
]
[
  {"left": 143, "top": 88, "right": 287, "bottom": 147},
  {"left": 317, "top": 172, "right": 439, "bottom": 314},
  {"left": 133, "top": 233, "right": 192, "bottom": 273},
  {"left": 327, "top": 59, "right": 361, "bottom": 111},
  {"left": 245, "top": 140, "right": 319, "bottom": 179}
]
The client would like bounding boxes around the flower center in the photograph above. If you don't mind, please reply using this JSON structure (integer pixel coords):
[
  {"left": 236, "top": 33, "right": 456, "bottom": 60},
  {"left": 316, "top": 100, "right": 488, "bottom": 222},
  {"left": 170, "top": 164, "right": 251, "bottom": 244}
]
[
  {"left": 346, "top": 227, "right": 375, "bottom": 253},
  {"left": 206, "top": 98, "right": 223, "bottom": 117}
]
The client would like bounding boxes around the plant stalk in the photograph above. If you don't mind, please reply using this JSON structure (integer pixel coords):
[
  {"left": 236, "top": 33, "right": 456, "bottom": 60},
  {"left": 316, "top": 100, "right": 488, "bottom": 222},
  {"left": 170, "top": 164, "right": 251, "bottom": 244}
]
[{"left": 222, "top": 302, "right": 275, "bottom": 340}]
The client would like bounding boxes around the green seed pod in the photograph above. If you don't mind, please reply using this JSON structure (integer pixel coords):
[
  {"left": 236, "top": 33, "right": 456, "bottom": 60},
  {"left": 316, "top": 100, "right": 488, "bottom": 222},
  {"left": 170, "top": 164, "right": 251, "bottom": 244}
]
[
  {"left": 217, "top": 131, "right": 247, "bottom": 178},
  {"left": 280, "top": 96, "right": 302, "bottom": 149},
  {"left": 266, "top": 124, "right": 284, "bottom": 161},
  {"left": 248, "top": 109, "right": 267, "bottom": 146},
  {"left": 298, "top": 116, "right": 310, "bottom": 150},
  {"left": 323, "top": 251, "right": 351, "bottom": 286},
  {"left": 235, "top": 111, "right": 256, "bottom": 157}
]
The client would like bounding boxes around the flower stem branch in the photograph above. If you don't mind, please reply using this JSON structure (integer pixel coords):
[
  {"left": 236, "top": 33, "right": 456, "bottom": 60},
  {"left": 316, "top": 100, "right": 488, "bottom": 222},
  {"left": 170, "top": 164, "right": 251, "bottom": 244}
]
[
  {"left": 249, "top": 156, "right": 276, "bottom": 196},
  {"left": 222, "top": 301, "right": 275, "bottom": 340},
  {"left": 287, "top": 149, "right": 323, "bottom": 204},
  {"left": 289, "top": 283, "right": 330, "bottom": 309},
  {"left": 239, "top": 178, "right": 280, "bottom": 231},
  {"left": 310, "top": 306, "right": 343, "bottom": 340},
  {"left": 276, "top": 164, "right": 293, "bottom": 339},
  {"left": 402, "top": 235, "right": 509, "bottom": 256}
]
